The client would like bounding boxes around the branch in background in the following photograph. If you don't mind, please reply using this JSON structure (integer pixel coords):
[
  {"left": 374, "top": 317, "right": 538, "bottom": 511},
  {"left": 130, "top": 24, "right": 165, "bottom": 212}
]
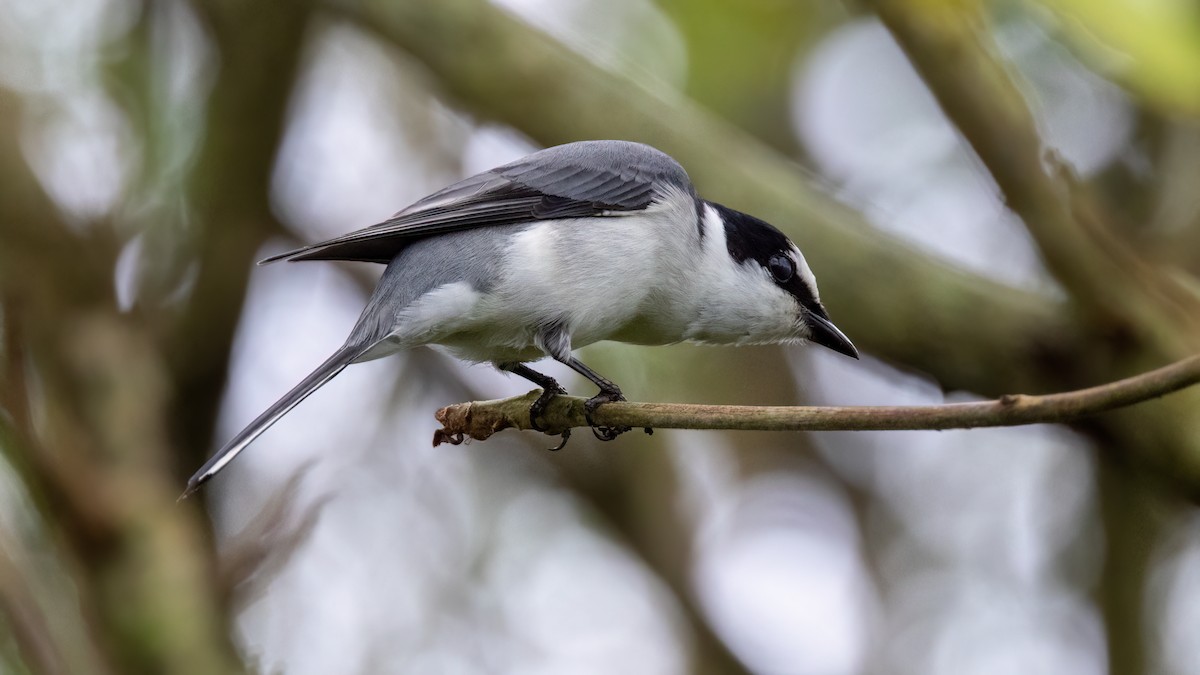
[
  {"left": 1095, "top": 457, "right": 1168, "bottom": 675},
  {"left": 165, "top": 0, "right": 317, "bottom": 468},
  {"left": 865, "top": 0, "right": 1200, "bottom": 356},
  {"left": 434, "top": 355, "right": 1200, "bottom": 441}
]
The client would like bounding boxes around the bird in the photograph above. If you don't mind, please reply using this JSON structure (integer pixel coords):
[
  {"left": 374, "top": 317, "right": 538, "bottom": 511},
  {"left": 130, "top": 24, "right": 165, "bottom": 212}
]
[{"left": 181, "top": 140, "right": 858, "bottom": 499}]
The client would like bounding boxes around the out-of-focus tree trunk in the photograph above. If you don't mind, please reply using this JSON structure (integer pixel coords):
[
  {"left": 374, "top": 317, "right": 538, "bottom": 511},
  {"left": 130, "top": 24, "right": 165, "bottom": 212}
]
[
  {"left": 0, "top": 0, "right": 314, "bottom": 670},
  {"left": 0, "top": 87, "right": 244, "bottom": 675},
  {"left": 166, "top": 0, "right": 316, "bottom": 473},
  {"left": 1096, "top": 454, "right": 1174, "bottom": 675}
]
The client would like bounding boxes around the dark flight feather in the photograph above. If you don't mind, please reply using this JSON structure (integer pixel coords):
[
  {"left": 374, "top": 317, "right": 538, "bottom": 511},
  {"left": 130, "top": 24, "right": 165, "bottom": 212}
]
[{"left": 262, "top": 140, "right": 695, "bottom": 265}]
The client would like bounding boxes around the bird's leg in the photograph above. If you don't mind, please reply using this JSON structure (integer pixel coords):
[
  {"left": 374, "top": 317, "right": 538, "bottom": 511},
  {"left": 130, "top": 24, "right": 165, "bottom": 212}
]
[
  {"left": 497, "top": 362, "right": 570, "bottom": 450},
  {"left": 535, "top": 321, "right": 642, "bottom": 441},
  {"left": 499, "top": 363, "right": 567, "bottom": 430},
  {"left": 562, "top": 357, "right": 634, "bottom": 441}
]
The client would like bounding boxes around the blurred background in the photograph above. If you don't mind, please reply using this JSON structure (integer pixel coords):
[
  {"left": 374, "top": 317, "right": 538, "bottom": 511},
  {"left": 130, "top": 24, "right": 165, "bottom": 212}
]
[{"left": 3, "top": 0, "right": 1200, "bottom": 673}]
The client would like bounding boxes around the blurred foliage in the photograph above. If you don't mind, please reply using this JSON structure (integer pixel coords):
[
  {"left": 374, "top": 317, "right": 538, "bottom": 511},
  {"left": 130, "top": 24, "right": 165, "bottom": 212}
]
[
  {"left": 1031, "top": 0, "right": 1200, "bottom": 114},
  {"left": 657, "top": 0, "right": 838, "bottom": 151}
]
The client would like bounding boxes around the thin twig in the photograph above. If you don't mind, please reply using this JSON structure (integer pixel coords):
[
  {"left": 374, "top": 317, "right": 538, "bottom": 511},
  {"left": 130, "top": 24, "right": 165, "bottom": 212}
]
[{"left": 434, "top": 355, "right": 1200, "bottom": 442}]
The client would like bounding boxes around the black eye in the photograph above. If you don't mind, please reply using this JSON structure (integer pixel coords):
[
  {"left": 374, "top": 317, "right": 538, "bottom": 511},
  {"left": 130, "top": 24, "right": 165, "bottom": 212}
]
[{"left": 768, "top": 254, "right": 795, "bottom": 283}]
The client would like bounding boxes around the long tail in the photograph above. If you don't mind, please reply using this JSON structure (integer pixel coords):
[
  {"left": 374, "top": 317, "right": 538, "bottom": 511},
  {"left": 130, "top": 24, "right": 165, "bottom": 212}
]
[{"left": 180, "top": 344, "right": 368, "bottom": 500}]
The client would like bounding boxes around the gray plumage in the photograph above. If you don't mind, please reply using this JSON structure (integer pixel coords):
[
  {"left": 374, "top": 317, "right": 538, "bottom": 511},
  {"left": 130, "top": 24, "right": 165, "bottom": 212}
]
[
  {"left": 347, "top": 224, "right": 527, "bottom": 351},
  {"left": 492, "top": 139, "right": 693, "bottom": 209},
  {"left": 260, "top": 140, "right": 694, "bottom": 264}
]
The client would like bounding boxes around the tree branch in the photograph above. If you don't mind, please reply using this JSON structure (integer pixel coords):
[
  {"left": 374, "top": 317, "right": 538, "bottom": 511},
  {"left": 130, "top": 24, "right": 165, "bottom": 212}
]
[{"left": 434, "top": 355, "right": 1200, "bottom": 442}]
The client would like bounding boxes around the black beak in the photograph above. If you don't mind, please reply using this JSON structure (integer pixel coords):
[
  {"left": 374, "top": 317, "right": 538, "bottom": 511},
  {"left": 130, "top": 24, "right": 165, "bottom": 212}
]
[{"left": 806, "top": 312, "right": 859, "bottom": 359}]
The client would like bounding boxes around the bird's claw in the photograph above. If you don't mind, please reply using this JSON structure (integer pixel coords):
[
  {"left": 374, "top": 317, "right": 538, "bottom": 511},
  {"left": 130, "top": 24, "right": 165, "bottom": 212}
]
[
  {"left": 590, "top": 425, "right": 626, "bottom": 441},
  {"left": 584, "top": 390, "right": 631, "bottom": 441},
  {"left": 548, "top": 430, "right": 571, "bottom": 451},
  {"left": 528, "top": 384, "right": 567, "bottom": 433},
  {"left": 527, "top": 385, "right": 572, "bottom": 450},
  {"left": 529, "top": 385, "right": 633, "bottom": 444}
]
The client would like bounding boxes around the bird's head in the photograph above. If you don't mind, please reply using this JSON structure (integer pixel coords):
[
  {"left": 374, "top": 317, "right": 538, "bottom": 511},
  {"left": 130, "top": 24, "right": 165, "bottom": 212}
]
[{"left": 696, "top": 201, "right": 858, "bottom": 359}]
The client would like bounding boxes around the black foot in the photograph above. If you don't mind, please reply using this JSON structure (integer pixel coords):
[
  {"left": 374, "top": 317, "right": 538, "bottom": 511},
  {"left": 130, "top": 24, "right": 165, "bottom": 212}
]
[
  {"left": 583, "top": 389, "right": 631, "bottom": 441},
  {"left": 500, "top": 363, "right": 567, "bottom": 434},
  {"left": 528, "top": 383, "right": 568, "bottom": 433},
  {"left": 518, "top": 374, "right": 568, "bottom": 449},
  {"left": 528, "top": 386, "right": 572, "bottom": 451}
]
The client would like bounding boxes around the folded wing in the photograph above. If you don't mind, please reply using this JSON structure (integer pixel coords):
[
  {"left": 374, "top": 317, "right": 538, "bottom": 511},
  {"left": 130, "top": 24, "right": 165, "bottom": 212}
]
[{"left": 261, "top": 140, "right": 694, "bottom": 264}]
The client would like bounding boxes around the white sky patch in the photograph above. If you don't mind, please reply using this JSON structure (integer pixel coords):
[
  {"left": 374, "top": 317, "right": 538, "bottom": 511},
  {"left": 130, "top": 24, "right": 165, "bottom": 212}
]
[
  {"left": 693, "top": 473, "right": 875, "bottom": 675},
  {"left": 1149, "top": 514, "right": 1200, "bottom": 675},
  {"left": 20, "top": 88, "right": 134, "bottom": 224},
  {"left": 489, "top": 490, "right": 689, "bottom": 674},
  {"left": 491, "top": 0, "right": 687, "bottom": 90},
  {"left": 271, "top": 22, "right": 471, "bottom": 244}
]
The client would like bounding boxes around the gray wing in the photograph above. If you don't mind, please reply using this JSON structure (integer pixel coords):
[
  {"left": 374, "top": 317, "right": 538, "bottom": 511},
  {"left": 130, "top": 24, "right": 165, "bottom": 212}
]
[{"left": 262, "top": 140, "right": 694, "bottom": 264}]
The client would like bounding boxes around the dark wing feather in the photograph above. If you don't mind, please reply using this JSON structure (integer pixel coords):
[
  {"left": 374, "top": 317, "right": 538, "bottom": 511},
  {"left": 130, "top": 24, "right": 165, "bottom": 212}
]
[{"left": 262, "top": 140, "right": 694, "bottom": 265}]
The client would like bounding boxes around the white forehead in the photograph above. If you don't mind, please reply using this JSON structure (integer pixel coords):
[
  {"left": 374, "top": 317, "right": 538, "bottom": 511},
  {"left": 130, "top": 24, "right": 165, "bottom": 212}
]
[{"left": 790, "top": 245, "right": 821, "bottom": 302}]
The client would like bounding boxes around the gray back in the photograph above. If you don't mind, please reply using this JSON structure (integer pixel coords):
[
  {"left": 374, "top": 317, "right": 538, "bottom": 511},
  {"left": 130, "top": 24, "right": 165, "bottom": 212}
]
[
  {"left": 492, "top": 140, "right": 694, "bottom": 210},
  {"left": 346, "top": 223, "right": 528, "bottom": 347}
]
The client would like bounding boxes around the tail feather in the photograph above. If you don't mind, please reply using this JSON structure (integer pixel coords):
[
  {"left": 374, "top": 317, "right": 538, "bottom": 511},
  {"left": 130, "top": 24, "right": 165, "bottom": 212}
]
[{"left": 180, "top": 344, "right": 366, "bottom": 500}]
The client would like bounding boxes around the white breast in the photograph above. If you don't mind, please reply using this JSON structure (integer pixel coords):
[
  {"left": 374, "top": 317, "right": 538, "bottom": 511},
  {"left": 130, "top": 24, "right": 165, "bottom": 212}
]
[{"left": 423, "top": 186, "right": 703, "bottom": 363}]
